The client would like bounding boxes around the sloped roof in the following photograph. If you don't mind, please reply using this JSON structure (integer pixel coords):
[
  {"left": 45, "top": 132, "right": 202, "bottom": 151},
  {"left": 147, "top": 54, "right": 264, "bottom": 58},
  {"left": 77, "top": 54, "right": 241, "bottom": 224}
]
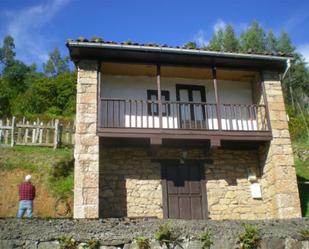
[{"left": 66, "top": 37, "right": 292, "bottom": 72}]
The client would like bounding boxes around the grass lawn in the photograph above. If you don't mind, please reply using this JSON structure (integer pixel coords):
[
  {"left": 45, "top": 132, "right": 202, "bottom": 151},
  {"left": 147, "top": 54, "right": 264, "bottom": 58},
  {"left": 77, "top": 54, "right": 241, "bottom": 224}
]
[
  {"left": 0, "top": 145, "right": 74, "bottom": 197},
  {"left": 0, "top": 145, "right": 73, "bottom": 171}
]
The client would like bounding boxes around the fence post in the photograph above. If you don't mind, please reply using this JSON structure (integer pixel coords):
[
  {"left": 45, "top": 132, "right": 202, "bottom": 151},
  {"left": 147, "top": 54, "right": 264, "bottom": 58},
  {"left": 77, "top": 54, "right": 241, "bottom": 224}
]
[
  {"left": 11, "top": 116, "right": 16, "bottom": 147},
  {"left": 53, "top": 119, "right": 59, "bottom": 149}
]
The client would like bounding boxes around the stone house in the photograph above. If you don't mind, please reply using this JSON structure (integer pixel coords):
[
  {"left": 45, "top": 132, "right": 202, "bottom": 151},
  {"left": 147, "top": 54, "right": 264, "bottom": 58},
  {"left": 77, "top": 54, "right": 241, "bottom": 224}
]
[{"left": 66, "top": 38, "right": 301, "bottom": 219}]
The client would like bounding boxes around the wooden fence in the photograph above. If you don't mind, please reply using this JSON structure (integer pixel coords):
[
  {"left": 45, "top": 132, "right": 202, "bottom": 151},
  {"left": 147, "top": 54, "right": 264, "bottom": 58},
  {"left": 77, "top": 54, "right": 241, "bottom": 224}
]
[{"left": 0, "top": 117, "right": 75, "bottom": 149}]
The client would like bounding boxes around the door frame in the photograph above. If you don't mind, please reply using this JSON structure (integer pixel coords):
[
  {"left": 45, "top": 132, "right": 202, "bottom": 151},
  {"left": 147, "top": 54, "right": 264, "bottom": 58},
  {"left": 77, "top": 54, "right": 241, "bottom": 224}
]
[
  {"left": 176, "top": 84, "right": 207, "bottom": 124},
  {"left": 160, "top": 159, "right": 208, "bottom": 219},
  {"left": 176, "top": 84, "right": 207, "bottom": 103}
]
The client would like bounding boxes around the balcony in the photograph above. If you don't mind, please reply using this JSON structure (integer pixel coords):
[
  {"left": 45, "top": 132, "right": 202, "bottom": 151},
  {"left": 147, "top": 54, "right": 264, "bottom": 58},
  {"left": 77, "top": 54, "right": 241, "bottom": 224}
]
[{"left": 98, "top": 98, "right": 272, "bottom": 143}]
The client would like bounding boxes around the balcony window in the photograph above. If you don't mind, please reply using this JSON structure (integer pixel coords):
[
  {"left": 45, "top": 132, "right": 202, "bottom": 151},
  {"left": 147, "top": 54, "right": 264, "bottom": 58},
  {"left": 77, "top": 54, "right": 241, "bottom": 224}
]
[{"left": 147, "top": 90, "right": 170, "bottom": 116}]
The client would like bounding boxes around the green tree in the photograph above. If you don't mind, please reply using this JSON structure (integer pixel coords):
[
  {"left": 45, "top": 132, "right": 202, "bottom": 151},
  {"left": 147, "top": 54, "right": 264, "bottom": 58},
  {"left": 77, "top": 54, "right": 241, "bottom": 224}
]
[
  {"left": 222, "top": 25, "right": 239, "bottom": 52},
  {"left": 240, "top": 21, "right": 266, "bottom": 52},
  {"left": 13, "top": 71, "right": 76, "bottom": 117},
  {"left": 277, "top": 31, "right": 295, "bottom": 53},
  {"left": 0, "top": 78, "right": 10, "bottom": 116},
  {"left": 266, "top": 29, "right": 277, "bottom": 52},
  {"left": 2, "top": 60, "right": 31, "bottom": 94},
  {"left": 208, "top": 28, "right": 224, "bottom": 51},
  {"left": 283, "top": 55, "right": 309, "bottom": 106},
  {"left": 0, "top": 35, "right": 16, "bottom": 69},
  {"left": 184, "top": 41, "right": 197, "bottom": 49},
  {"left": 0, "top": 36, "right": 33, "bottom": 115},
  {"left": 43, "top": 48, "right": 69, "bottom": 77}
]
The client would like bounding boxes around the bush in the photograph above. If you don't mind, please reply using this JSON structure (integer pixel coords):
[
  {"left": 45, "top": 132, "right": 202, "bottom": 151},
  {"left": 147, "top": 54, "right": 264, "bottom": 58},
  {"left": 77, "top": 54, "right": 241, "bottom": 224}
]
[
  {"left": 155, "top": 224, "right": 175, "bottom": 248},
  {"left": 58, "top": 236, "right": 79, "bottom": 249},
  {"left": 238, "top": 224, "right": 261, "bottom": 249},
  {"left": 299, "top": 229, "right": 309, "bottom": 240},
  {"left": 48, "top": 158, "right": 74, "bottom": 200},
  {"left": 199, "top": 231, "right": 213, "bottom": 249},
  {"left": 134, "top": 236, "right": 150, "bottom": 249},
  {"left": 48, "top": 172, "right": 73, "bottom": 200},
  {"left": 82, "top": 239, "right": 100, "bottom": 249}
]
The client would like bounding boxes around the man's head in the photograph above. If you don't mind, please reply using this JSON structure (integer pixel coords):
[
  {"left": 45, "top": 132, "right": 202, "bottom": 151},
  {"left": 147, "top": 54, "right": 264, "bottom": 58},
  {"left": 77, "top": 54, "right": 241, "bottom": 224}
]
[{"left": 25, "top": 175, "right": 32, "bottom": 182}]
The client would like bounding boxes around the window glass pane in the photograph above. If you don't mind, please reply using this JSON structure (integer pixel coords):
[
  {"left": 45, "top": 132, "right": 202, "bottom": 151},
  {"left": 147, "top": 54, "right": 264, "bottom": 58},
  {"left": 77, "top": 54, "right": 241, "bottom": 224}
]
[
  {"left": 192, "top": 90, "right": 202, "bottom": 102},
  {"left": 179, "top": 89, "right": 189, "bottom": 101},
  {"left": 192, "top": 90, "right": 202, "bottom": 120}
]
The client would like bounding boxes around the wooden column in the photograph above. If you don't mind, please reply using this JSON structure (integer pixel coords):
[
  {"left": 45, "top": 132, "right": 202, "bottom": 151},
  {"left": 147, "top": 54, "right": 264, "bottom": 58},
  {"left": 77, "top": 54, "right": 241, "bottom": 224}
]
[
  {"left": 260, "top": 72, "right": 272, "bottom": 132},
  {"left": 157, "top": 64, "right": 162, "bottom": 129},
  {"left": 97, "top": 61, "right": 102, "bottom": 129},
  {"left": 212, "top": 67, "right": 222, "bottom": 131}
]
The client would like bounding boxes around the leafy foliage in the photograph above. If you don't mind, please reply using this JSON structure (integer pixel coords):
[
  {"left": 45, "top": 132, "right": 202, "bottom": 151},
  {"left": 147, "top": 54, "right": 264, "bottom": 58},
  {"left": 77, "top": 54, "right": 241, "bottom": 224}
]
[
  {"left": 240, "top": 21, "right": 266, "bottom": 53},
  {"left": 222, "top": 25, "right": 239, "bottom": 51},
  {"left": 299, "top": 229, "right": 309, "bottom": 240},
  {"left": 287, "top": 110, "right": 309, "bottom": 140},
  {"left": 44, "top": 48, "right": 70, "bottom": 77},
  {"left": 238, "top": 224, "right": 261, "bottom": 249},
  {"left": 58, "top": 236, "right": 79, "bottom": 249},
  {"left": 277, "top": 31, "right": 295, "bottom": 53},
  {"left": 199, "top": 231, "right": 213, "bottom": 249},
  {"left": 0, "top": 35, "right": 15, "bottom": 67},
  {"left": 82, "top": 239, "right": 101, "bottom": 249},
  {"left": 266, "top": 29, "right": 277, "bottom": 52},
  {"left": 135, "top": 236, "right": 150, "bottom": 249},
  {"left": 208, "top": 28, "right": 224, "bottom": 51},
  {"left": 154, "top": 224, "right": 176, "bottom": 248},
  {"left": 0, "top": 36, "right": 75, "bottom": 118},
  {"left": 184, "top": 41, "right": 197, "bottom": 49}
]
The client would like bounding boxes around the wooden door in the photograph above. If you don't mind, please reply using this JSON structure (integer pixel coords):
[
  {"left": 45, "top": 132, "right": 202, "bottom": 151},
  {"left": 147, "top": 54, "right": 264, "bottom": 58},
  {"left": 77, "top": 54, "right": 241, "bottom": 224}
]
[{"left": 162, "top": 161, "right": 207, "bottom": 219}]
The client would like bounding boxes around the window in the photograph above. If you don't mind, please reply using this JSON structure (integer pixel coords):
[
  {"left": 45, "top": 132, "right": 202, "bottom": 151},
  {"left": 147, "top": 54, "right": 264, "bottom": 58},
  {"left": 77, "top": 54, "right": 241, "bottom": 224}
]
[{"left": 147, "top": 90, "right": 170, "bottom": 116}]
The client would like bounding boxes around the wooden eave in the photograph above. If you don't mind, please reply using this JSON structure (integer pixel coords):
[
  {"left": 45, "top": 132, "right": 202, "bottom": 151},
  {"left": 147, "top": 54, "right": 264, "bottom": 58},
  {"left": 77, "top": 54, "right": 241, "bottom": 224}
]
[{"left": 67, "top": 42, "right": 289, "bottom": 72}]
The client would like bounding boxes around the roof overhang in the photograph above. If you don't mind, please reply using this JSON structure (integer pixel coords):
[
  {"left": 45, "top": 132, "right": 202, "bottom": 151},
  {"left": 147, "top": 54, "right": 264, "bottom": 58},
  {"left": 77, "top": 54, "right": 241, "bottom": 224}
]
[{"left": 67, "top": 41, "right": 292, "bottom": 72}]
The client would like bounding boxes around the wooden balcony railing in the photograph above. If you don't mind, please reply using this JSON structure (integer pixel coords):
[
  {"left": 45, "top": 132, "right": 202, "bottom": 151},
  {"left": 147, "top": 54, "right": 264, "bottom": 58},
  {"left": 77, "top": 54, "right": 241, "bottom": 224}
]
[{"left": 99, "top": 98, "right": 269, "bottom": 132}]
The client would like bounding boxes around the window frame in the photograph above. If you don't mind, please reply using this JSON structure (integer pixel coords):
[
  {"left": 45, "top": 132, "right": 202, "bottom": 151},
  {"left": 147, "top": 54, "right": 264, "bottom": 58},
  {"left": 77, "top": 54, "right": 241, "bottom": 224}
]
[{"left": 147, "top": 90, "right": 170, "bottom": 116}]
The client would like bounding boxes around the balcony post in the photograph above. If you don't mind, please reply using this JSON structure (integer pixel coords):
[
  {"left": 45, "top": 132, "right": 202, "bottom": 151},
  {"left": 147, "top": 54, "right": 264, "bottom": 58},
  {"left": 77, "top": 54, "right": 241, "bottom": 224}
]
[
  {"left": 157, "top": 64, "right": 162, "bottom": 128},
  {"left": 260, "top": 72, "right": 272, "bottom": 132},
  {"left": 97, "top": 61, "right": 101, "bottom": 129},
  {"left": 212, "top": 67, "right": 222, "bottom": 131}
]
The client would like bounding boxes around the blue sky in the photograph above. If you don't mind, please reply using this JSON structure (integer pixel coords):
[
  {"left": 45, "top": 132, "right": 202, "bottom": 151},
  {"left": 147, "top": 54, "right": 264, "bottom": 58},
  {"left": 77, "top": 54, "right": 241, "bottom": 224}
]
[{"left": 0, "top": 0, "right": 309, "bottom": 69}]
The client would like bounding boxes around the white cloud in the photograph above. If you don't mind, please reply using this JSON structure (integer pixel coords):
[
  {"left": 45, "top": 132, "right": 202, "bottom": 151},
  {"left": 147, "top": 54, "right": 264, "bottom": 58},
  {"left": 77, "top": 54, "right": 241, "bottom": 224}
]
[
  {"left": 298, "top": 44, "right": 309, "bottom": 64},
  {"left": 213, "top": 19, "right": 248, "bottom": 35},
  {"left": 192, "top": 19, "right": 249, "bottom": 47},
  {"left": 193, "top": 29, "right": 208, "bottom": 47},
  {"left": 284, "top": 11, "right": 309, "bottom": 32},
  {"left": 213, "top": 19, "right": 226, "bottom": 32},
  {"left": 1, "top": 0, "right": 71, "bottom": 65}
]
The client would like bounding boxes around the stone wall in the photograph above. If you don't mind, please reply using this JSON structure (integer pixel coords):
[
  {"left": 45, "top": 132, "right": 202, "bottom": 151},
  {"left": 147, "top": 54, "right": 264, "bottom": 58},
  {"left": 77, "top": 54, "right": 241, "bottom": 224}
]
[
  {"left": 261, "top": 72, "right": 301, "bottom": 219},
  {"left": 99, "top": 145, "right": 163, "bottom": 218},
  {"left": 99, "top": 146, "right": 267, "bottom": 220},
  {"left": 207, "top": 149, "right": 267, "bottom": 220},
  {"left": 1, "top": 218, "right": 308, "bottom": 249},
  {"left": 74, "top": 60, "right": 99, "bottom": 218}
]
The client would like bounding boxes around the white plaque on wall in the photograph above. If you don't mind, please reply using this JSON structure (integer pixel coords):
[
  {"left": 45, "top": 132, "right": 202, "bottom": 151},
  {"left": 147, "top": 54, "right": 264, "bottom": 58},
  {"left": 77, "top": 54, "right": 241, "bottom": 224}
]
[{"left": 250, "top": 183, "right": 262, "bottom": 199}]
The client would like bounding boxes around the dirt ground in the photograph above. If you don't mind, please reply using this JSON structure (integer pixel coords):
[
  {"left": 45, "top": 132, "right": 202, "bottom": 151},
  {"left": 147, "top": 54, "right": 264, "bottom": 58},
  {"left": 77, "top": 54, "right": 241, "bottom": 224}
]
[{"left": 0, "top": 169, "right": 72, "bottom": 218}]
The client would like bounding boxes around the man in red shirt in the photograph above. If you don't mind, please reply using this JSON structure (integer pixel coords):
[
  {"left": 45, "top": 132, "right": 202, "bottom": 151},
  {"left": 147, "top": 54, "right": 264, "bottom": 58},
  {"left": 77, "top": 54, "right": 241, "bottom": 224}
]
[{"left": 17, "top": 175, "right": 35, "bottom": 218}]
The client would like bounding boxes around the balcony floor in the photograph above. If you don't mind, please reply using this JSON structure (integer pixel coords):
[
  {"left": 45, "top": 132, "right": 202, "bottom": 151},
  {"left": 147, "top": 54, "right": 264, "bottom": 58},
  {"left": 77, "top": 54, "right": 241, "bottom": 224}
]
[{"left": 98, "top": 127, "right": 272, "bottom": 142}]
